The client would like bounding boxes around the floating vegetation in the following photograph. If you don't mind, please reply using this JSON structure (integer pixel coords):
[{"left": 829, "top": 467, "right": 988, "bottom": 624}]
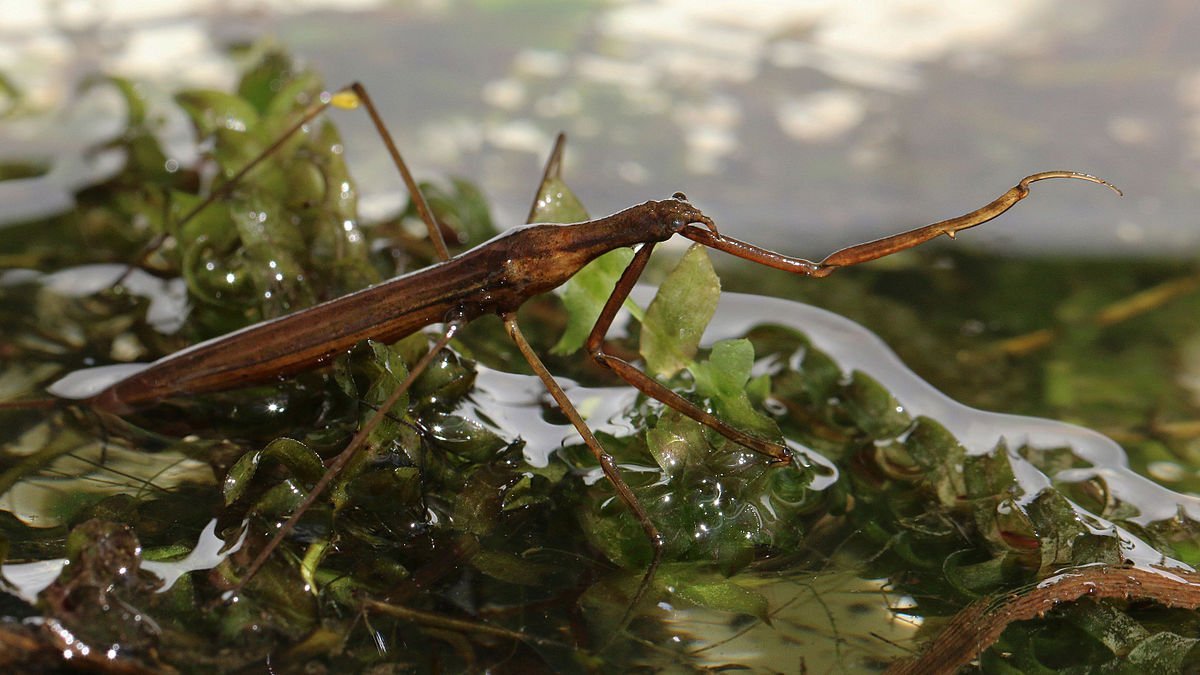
[{"left": 1, "top": 46, "right": 1200, "bottom": 673}]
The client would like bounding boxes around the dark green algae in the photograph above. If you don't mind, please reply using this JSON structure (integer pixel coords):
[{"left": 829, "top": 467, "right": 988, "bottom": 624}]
[{"left": 0, "top": 47, "right": 1199, "bottom": 672}]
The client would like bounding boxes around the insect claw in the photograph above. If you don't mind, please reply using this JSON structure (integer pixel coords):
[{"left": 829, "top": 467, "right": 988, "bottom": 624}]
[{"left": 1019, "top": 171, "right": 1123, "bottom": 197}]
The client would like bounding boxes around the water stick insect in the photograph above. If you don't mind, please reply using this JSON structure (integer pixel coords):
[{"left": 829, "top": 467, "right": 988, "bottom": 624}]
[{"left": 13, "top": 82, "right": 1120, "bottom": 606}]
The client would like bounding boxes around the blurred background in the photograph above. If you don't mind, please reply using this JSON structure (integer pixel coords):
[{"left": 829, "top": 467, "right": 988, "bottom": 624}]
[{"left": 0, "top": 0, "right": 1196, "bottom": 257}]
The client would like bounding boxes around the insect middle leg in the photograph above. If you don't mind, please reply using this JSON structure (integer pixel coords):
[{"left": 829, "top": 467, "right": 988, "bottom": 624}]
[
  {"left": 583, "top": 171, "right": 1122, "bottom": 467},
  {"left": 502, "top": 312, "right": 667, "bottom": 610}
]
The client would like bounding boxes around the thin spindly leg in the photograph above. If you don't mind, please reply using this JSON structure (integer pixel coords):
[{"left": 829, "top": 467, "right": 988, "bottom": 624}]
[
  {"left": 125, "top": 81, "right": 452, "bottom": 277},
  {"left": 228, "top": 320, "right": 463, "bottom": 598},
  {"left": 680, "top": 171, "right": 1120, "bottom": 277},
  {"left": 120, "top": 90, "right": 346, "bottom": 276},
  {"left": 501, "top": 313, "right": 665, "bottom": 608},
  {"left": 583, "top": 242, "right": 793, "bottom": 464},
  {"left": 343, "top": 83, "right": 450, "bottom": 261}
]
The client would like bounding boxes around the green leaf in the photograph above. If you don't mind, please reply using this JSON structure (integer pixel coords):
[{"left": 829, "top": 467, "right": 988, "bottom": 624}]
[
  {"left": 1125, "top": 632, "right": 1200, "bottom": 670},
  {"left": 524, "top": 152, "right": 645, "bottom": 356},
  {"left": 81, "top": 75, "right": 150, "bottom": 127},
  {"left": 688, "top": 339, "right": 780, "bottom": 439},
  {"left": 641, "top": 244, "right": 721, "bottom": 377},
  {"left": 412, "top": 179, "right": 499, "bottom": 246},
  {"left": 363, "top": 340, "right": 412, "bottom": 450},
  {"left": 471, "top": 550, "right": 557, "bottom": 586},
  {"left": 528, "top": 176, "right": 588, "bottom": 225},
  {"left": 453, "top": 465, "right": 519, "bottom": 536},
  {"left": 422, "top": 411, "right": 507, "bottom": 462},
  {"left": 839, "top": 371, "right": 913, "bottom": 438},
  {"left": 222, "top": 437, "right": 325, "bottom": 506},
  {"left": 551, "top": 248, "right": 635, "bottom": 355},
  {"left": 676, "top": 581, "right": 769, "bottom": 622},
  {"left": 660, "top": 565, "right": 770, "bottom": 623},
  {"left": 527, "top": 172, "right": 624, "bottom": 356},
  {"left": 645, "top": 409, "right": 709, "bottom": 475},
  {"left": 299, "top": 538, "right": 330, "bottom": 595},
  {"left": 174, "top": 89, "right": 261, "bottom": 144},
  {"left": 578, "top": 494, "right": 653, "bottom": 568},
  {"left": 235, "top": 48, "right": 295, "bottom": 114},
  {"left": 253, "top": 478, "right": 310, "bottom": 517}
]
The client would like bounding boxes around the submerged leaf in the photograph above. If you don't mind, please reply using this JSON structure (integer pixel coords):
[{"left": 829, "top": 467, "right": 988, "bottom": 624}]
[
  {"left": 222, "top": 438, "right": 324, "bottom": 506},
  {"left": 660, "top": 565, "right": 770, "bottom": 623},
  {"left": 646, "top": 409, "right": 709, "bottom": 475}
]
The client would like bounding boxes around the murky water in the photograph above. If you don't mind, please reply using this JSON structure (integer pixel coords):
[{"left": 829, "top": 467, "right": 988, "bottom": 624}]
[{"left": 4, "top": 279, "right": 1198, "bottom": 670}]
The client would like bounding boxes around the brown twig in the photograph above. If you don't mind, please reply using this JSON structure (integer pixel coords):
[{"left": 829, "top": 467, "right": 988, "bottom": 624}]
[{"left": 886, "top": 565, "right": 1200, "bottom": 674}]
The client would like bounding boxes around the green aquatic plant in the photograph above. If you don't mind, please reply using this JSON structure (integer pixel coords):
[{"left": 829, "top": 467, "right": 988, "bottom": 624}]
[{"left": 1, "top": 46, "right": 1200, "bottom": 673}]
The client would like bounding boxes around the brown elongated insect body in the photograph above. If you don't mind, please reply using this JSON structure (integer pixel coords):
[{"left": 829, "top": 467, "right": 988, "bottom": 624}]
[
  {"left": 18, "top": 81, "right": 1120, "bottom": 612},
  {"left": 75, "top": 199, "right": 703, "bottom": 415},
  {"left": 68, "top": 173, "right": 1116, "bottom": 417}
]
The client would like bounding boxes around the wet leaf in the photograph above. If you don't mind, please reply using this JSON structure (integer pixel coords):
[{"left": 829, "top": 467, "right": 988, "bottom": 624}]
[
  {"left": 641, "top": 244, "right": 720, "bottom": 377},
  {"left": 579, "top": 493, "right": 653, "bottom": 569},
  {"left": 222, "top": 438, "right": 324, "bottom": 506},
  {"left": 552, "top": 247, "right": 635, "bottom": 355},
  {"left": 414, "top": 178, "right": 499, "bottom": 246},
  {"left": 454, "top": 464, "right": 519, "bottom": 536},
  {"left": 646, "top": 409, "right": 708, "bottom": 475},
  {"left": 688, "top": 338, "right": 779, "bottom": 439},
  {"left": 174, "top": 89, "right": 261, "bottom": 151},
  {"left": 471, "top": 550, "right": 556, "bottom": 586},
  {"left": 299, "top": 538, "right": 330, "bottom": 595},
  {"left": 528, "top": 176, "right": 588, "bottom": 225},
  {"left": 363, "top": 339, "right": 412, "bottom": 450},
  {"left": 660, "top": 565, "right": 770, "bottom": 623},
  {"left": 423, "top": 411, "right": 507, "bottom": 462},
  {"left": 1124, "top": 632, "right": 1200, "bottom": 669},
  {"left": 840, "top": 371, "right": 912, "bottom": 438}
]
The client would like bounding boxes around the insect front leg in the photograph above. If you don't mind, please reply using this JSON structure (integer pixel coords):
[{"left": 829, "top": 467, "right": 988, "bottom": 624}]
[
  {"left": 680, "top": 172, "right": 1120, "bottom": 277},
  {"left": 584, "top": 242, "right": 793, "bottom": 464}
]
